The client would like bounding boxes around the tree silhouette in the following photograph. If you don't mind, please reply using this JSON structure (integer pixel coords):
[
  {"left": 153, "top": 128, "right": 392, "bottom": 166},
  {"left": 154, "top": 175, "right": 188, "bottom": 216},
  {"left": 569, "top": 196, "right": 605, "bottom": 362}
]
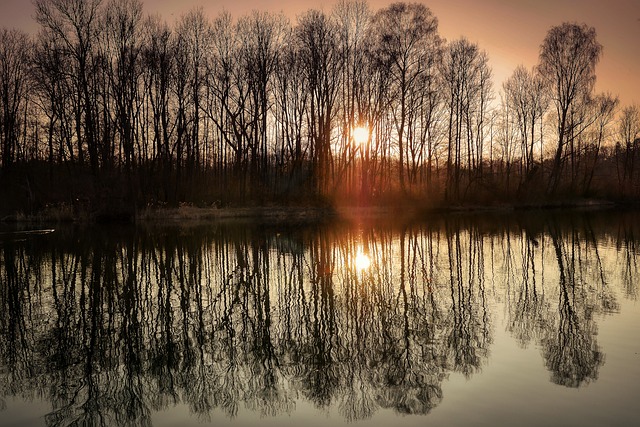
[
  {"left": 539, "top": 22, "right": 602, "bottom": 194},
  {"left": 0, "top": 1, "right": 637, "bottom": 216}
]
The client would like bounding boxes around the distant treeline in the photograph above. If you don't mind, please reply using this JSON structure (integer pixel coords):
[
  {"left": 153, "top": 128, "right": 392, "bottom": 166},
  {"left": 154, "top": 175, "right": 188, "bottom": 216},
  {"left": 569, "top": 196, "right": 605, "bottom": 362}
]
[{"left": 0, "top": 0, "right": 639, "bottom": 216}]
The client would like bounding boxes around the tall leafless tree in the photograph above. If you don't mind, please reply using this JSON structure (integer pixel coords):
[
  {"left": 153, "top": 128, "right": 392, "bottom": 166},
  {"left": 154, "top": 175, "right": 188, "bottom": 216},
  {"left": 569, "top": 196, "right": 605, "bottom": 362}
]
[
  {"left": 582, "top": 93, "right": 617, "bottom": 193},
  {"left": 140, "top": 14, "right": 175, "bottom": 200},
  {"left": 0, "top": 29, "right": 31, "bottom": 171},
  {"left": 103, "top": 0, "right": 143, "bottom": 170},
  {"left": 237, "top": 11, "right": 288, "bottom": 183},
  {"left": 295, "top": 9, "right": 342, "bottom": 194},
  {"left": 616, "top": 104, "right": 640, "bottom": 194},
  {"left": 35, "top": 0, "right": 104, "bottom": 174},
  {"left": 441, "top": 38, "right": 491, "bottom": 201},
  {"left": 369, "top": 2, "right": 440, "bottom": 193},
  {"left": 538, "top": 22, "right": 602, "bottom": 194},
  {"left": 332, "top": 0, "right": 371, "bottom": 196},
  {"left": 503, "top": 65, "right": 549, "bottom": 186},
  {"left": 273, "top": 29, "right": 309, "bottom": 192}
]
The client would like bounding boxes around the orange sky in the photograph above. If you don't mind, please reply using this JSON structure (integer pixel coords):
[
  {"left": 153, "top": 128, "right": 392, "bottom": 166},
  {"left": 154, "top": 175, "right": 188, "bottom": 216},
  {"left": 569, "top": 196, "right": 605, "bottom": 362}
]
[{"left": 1, "top": 0, "right": 639, "bottom": 107}]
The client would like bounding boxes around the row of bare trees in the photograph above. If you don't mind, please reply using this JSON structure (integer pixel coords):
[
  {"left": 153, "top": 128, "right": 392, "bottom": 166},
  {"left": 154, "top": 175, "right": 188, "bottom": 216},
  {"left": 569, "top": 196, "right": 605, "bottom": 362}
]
[{"left": 0, "top": 0, "right": 639, "bottom": 213}]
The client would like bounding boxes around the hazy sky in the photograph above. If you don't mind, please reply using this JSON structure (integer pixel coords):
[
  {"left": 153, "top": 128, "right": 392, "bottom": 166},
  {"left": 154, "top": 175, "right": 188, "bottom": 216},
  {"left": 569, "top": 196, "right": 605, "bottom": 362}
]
[{"left": 2, "top": 0, "right": 639, "bottom": 106}]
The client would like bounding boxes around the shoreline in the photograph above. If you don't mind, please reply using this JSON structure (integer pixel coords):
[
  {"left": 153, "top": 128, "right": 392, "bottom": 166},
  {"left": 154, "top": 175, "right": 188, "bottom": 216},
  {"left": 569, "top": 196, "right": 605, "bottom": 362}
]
[{"left": 0, "top": 198, "right": 632, "bottom": 226}]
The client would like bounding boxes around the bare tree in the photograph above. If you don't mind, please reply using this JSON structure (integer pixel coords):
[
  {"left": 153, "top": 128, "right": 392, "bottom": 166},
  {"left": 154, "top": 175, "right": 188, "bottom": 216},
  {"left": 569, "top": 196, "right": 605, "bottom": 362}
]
[
  {"left": 441, "top": 38, "right": 491, "bottom": 201},
  {"left": 103, "top": 0, "right": 143, "bottom": 170},
  {"left": 207, "top": 11, "right": 251, "bottom": 193},
  {"left": 503, "top": 65, "right": 549, "bottom": 187},
  {"left": 273, "top": 30, "right": 309, "bottom": 191},
  {"left": 140, "top": 14, "right": 175, "bottom": 200},
  {"left": 295, "top": 9, "right": 342, "bottom": 194},
  {"left": 616, "top": 104, "right": 640, "bottom": 194},
  {"left": 332, "top": 0, "right": 371, "bottom": 196},
  {"left": 538, "top": 22, "right": 602, "bottom": 194},
  {"left": 34, "top": 0, "right": 104, "bottom": 174},
  {"left": 494, "top": 91, "right": 519, "bottom": 195},
  {"left": 237, "top": 11, "right": 288, "bottom": 183},
  {"left": 582, "top": 93, "right": 617, "bottom": 193},
  {"left": 32, "top": 31, "right": 70, "bottom": 171},
  {"left": 469, "top": 50, "right": 492, "bottom": 180},
  {"left": 369, "top": 2, "right": 440, "bottom": 193},
  {"left": 175, "top": 7, "right": 212, "bottom": 178},
  {"left": 0, "top": 29, "right": 31, "bottom": 170}
]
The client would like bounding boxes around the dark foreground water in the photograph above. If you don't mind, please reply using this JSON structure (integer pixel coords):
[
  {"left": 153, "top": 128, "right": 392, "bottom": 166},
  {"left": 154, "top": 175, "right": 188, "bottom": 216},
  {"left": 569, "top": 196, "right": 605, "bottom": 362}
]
[{"left": 1, "top": 210, "right": 639, "bottom": 427}]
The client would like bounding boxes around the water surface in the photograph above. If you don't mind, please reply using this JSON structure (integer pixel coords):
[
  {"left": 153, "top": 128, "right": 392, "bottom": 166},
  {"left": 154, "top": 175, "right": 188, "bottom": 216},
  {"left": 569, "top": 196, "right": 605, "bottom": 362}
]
[{"left": 1, "top": 211, "right": 639, "bottom": 426}]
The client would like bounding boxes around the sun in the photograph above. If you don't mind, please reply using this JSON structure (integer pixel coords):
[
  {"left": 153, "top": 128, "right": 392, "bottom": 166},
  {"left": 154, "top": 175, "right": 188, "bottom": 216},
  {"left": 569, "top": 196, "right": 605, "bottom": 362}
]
[{"left": 352, "top": 126, "right": 369, "bottom": 145}]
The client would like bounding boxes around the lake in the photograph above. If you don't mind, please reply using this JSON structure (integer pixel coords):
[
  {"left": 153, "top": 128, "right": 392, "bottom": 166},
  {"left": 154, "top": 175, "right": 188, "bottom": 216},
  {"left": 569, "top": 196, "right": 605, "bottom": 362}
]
[{"left": 1, "top": 210, "right": 639, "bottom": 427}]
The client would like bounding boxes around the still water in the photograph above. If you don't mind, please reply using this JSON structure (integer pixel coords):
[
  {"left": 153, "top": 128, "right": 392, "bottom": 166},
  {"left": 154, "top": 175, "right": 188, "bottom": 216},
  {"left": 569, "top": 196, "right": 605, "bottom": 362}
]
[{"left": 1, "top": 210, "right": 639, "bottom": 427}]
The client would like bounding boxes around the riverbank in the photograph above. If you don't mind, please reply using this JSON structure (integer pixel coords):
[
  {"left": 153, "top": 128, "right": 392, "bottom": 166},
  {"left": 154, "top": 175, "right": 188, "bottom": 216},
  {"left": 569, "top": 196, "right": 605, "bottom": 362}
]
[{"left": 1, "top": 197, "right": 631, "bottom": 226}]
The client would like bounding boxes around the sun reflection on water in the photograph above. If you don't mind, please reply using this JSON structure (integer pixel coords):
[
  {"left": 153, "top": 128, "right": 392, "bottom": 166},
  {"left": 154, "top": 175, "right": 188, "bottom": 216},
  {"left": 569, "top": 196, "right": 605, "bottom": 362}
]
[{"left": 354, "top": 250, "right": 371, "bottom": 271}]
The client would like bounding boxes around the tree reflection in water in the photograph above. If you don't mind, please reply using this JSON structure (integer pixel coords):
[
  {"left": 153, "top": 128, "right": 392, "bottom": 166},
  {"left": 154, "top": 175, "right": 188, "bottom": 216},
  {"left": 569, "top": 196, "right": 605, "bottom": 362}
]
[{"left": 0, "top": 211, "right": 638, "bottom": 425}]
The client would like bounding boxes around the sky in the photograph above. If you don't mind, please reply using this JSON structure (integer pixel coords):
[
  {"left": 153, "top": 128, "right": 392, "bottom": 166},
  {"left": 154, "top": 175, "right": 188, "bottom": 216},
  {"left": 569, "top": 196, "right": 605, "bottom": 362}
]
[{"left": 1, "top": 0, "right": 639, "bottom": 107}]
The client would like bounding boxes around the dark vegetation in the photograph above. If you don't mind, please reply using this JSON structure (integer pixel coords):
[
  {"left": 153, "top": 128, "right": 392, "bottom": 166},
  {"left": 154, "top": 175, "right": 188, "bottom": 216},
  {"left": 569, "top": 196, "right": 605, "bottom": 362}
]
[{"left": 0, "top": 0, "right": 639, "bottom": 220}]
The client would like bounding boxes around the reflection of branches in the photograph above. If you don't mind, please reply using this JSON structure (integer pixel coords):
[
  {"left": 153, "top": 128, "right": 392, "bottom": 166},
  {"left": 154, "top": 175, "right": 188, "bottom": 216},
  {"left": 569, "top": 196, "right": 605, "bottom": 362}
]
[
  {"left": 299, "top": 233, "right": 340, "bottom": 409},
  {"left": 444, "top": 224, "right": 490, "bottom": 378},
  {"left": 617, "top": 214, "right": 639, "bottom": 299},
  {"left": 506, "top": 232, "right": 550, "bottom": 347},
  {"left": 0, "top": 214, "right": 636, "bottom": 424},
  {"left": 1, "top": 243, "right": 37, "bottom": 400},
  {"left": 542, "top": 224, "right": 604, "bottom": 388}
]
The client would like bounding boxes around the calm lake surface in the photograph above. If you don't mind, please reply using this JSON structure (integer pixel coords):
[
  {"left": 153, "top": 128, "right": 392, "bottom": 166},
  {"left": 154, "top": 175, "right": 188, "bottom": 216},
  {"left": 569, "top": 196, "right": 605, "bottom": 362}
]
[{"left": 1, "top": 210, "right": 639, "bottom": 427}]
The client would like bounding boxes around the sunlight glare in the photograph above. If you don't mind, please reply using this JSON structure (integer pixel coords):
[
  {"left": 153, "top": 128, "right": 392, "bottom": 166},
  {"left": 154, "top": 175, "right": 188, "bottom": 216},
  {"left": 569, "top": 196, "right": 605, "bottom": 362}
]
[
  {"left": 354, "top": 250, "right": 371, "bottom": 272},
  {"left": 352, "top": 126, "right": 369, "bottom": 146}
]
